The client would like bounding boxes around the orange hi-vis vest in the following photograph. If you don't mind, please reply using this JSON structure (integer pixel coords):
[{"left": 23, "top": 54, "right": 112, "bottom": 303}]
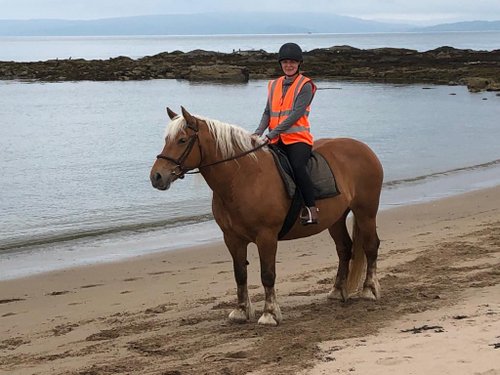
[{"left": 267, "top": 74, "right": 316, "bottom": 145}]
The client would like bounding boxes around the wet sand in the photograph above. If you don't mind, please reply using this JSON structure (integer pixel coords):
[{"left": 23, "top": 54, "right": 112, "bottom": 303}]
[{"left": 1, "top": 186, "right": 499, "bottom": 375}]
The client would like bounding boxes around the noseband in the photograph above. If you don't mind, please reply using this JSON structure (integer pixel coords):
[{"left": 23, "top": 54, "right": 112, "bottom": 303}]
[{"left": 156, "top": 124, "right": 269, "bottom": 179}]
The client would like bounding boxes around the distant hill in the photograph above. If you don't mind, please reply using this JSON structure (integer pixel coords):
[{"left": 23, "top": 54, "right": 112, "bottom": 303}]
[
  {"left": 0, "top": 13, "right": 498, "bottom": 37},
  {"left": 0, "top": 12, "right": 412, "bottom": 36},
  {"left": 416, "top": 20, "right": 500, "bottom": 32}
]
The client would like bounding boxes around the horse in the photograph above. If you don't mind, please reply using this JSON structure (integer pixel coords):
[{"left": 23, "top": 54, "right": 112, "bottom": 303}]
[{"left": 150, "top": 106, "right": 383, "bottom": 326}]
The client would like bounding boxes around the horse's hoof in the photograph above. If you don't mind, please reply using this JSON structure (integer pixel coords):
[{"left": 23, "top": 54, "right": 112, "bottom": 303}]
[
  {"left": 327, "top": 287, "right": 348, "bottom": 302},
  {"left": 360, "top": 287, "right": 377, "bottom": 300},
  {"left": 257, "top": 312, "right": 279, "bottom": 326},
  {"left": 361, "top": 279, "right": 380, "bottom": 300},
  {"left": 229, "top": 308, "right": 249, "bottom": 323}
]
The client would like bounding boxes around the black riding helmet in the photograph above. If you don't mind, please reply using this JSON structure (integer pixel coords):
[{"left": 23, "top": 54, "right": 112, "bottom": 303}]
[{"left": 278, "top": 42, "right": 303, "bottom": 62}]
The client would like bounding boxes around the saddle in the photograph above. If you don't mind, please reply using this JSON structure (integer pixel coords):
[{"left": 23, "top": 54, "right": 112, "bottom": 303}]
[{"left": 268, "top": 144, "right": 340, "bottom": 239}]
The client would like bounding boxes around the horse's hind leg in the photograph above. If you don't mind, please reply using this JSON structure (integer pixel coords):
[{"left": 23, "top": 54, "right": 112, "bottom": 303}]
[
  {"left": 224, "top": 234, "right": 255, "bottom": 323},
  {"left": 354, "top": 213, "right": 381, "bottom": 300},
  {"left": 327, "top": 210, "right": 352, "bottom": 302}
]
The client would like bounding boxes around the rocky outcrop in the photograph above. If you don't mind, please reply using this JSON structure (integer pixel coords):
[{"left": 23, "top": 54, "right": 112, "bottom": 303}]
[
  {"left": 464, "top": 77, "right": 500, "bottom": 92},
  {"left": 0, "top": 46, "right": 499, "bottom": 91},
  {"left": 188, "top": 64, "right": 248, "bottom": 82}
]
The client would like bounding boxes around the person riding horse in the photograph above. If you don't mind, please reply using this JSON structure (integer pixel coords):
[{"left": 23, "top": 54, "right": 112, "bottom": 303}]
[
  {"left": 254, "top": 42, "right": 319, "bottom": 225},
  {"left": 151, "top": 45, "right": 383, "bottom": 326}
]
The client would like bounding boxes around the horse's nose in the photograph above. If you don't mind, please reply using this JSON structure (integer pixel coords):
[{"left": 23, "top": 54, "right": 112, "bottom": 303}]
[
  {"left": 151, "top": 172, "right": 163, "bottom": 187},
  {"left": 153, "top": 172, "right": 162, "bottom": 182}
]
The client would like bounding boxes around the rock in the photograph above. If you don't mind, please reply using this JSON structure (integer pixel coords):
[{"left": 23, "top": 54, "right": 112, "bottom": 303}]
[
  {"left": 465, "top": 77, "right": 497, "bottom": 92},
  {"left": 188, "top": 64, "right": 249, "bottom": 82},
  {"left": 487, "top": 82, "right": 500, "bottom": 91},
  {"left": 0, "top": 47, "right": 499, "bottom": 89}
]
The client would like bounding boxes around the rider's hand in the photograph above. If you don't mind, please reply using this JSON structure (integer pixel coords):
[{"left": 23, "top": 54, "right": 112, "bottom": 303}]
[
  {"left": 252, "top": 133, "right": 269, "bottom": 144},
  {"left": 260, "top": 135, "right": 270, "bottom": 144}
]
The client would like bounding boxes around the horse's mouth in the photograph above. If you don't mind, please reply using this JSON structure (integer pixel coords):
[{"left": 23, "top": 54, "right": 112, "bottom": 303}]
[
  {"left": 153, "top": 181, "right": 171, "bottom": 191},
  {"left": 150, "top": 175, "right": 172, "bottom": 191}
]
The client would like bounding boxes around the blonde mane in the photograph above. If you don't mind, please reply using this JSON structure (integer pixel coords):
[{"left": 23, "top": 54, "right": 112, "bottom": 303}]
[{"left": 165, "top": 115, "right": 265, "bottom": 160}]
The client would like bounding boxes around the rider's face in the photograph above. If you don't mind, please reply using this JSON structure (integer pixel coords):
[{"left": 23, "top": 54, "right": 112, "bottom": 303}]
[{"left": 280, "top": 59, "right": 300, "bottom": 77}]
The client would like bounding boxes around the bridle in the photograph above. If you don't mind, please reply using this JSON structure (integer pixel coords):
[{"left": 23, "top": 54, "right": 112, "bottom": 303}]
[{"left": 156, "top": 124, "right": 268, "bottom": 179}]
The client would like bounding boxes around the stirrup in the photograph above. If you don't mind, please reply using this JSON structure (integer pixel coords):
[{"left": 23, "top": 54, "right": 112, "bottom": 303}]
[{"left": 300, "top": 206, "right": 319, "bottom": 225}]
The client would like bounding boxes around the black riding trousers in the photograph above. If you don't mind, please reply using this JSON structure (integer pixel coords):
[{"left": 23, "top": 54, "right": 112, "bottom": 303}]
[{"left": 277, "top": 141, "right": 315, "bottom": 207}]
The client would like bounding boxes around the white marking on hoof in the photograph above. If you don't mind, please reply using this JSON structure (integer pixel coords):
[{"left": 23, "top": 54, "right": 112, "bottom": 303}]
[
  {"left": 229, "top": 308, "right": 249, "bottom": 323},
  {"left": 258, "top": 312, "right": 278, "bottom": 326},
  {"left": 360, "top": 287, "right": 377, "bottom": 300},
  {"left": 327, "top": 287, "right": 348, "bottom": 302}
]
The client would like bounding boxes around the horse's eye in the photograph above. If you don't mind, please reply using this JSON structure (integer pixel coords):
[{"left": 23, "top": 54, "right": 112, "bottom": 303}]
[{"left": 178, "top": 138, "right": 187, "bottom": 144}]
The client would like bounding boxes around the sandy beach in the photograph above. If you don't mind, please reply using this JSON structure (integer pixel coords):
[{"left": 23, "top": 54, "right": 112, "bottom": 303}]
[{"left": 1, "top": 185, "right": 499, "bottom": 375}]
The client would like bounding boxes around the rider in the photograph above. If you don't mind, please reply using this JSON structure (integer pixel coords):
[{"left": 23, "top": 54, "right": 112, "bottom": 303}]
[{"left": 254, "top": 42, "right": 319, "bottom": 225}]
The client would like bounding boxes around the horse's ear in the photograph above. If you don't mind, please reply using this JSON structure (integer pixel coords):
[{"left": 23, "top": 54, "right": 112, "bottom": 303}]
[
  {"left": 166, "top": 107, "right": 178, "bottom": 119},
  {"left": 181, "top": 106, "right": 199, "bottom": 131}
]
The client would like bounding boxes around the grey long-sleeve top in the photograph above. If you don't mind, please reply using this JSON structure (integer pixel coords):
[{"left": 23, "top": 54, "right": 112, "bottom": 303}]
[{"left": 254, "top": 76, "right": 314, "bottom": 140}]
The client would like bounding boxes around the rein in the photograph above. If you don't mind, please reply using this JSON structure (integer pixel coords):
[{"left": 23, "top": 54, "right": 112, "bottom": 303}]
[{"left": 156, "top": 129, "right": 268, "bottom": 178}]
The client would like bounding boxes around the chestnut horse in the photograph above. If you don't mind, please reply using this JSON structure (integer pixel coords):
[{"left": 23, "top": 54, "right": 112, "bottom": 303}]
[{"left": 150, "top": 107, "right": 383, "bottom": 326}]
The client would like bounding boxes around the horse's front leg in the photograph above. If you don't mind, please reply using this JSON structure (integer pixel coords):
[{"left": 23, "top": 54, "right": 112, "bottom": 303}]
[
  {"left": 256, "top": 232, "right": 282, "bottom": 326},
  {"left": 224, "top": 234, "right": 255, "bottom": 323}
]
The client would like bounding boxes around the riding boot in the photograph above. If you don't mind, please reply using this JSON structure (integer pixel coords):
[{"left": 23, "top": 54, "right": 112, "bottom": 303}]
[{"left": 300, "top": 206, "right": 319, "bottom": 225}]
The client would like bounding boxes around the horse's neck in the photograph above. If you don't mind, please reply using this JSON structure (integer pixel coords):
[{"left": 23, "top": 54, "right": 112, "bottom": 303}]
[
  {"left": 200, "top": 148, "right": 271, "bottom": 200},
  {"left": 201, "top": 156, "right": 256, "bottom": 194},
  {"left": 197, "top": 125, "right": 275, "bottom": 199}
]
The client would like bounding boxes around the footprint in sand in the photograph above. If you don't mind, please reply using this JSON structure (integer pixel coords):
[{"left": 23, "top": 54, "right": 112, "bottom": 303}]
[
  {"left": 53, "top": 323, "right": 79, "bottom": 336},
  {"left": 148, "top": 271, "right": 173, "bottom": 276},
  {"left": 0, "top": 337, "right": 30, "bottom": 350},
  {"left": 0, "top": 298, "right": 25, "bottom": 304},
  {"left": 46, "top": 290, "right": 72, "bottom": 296},
  {"left": 210, "top": 260, "right": 230, "bottom": 265},
  {"left": 79, "top": 283, "right": 104, "bottom": 289},
  {"left": 123, "top": 277, "right": 142, "bottom": 282},
  {"left": 376, "top": 356, "right": 413, "bottom": 365}
]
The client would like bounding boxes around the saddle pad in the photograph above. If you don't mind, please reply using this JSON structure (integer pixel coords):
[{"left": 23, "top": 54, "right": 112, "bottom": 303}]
[
  {"left": 268, "top": 144, "right": 340, "bottom": 240},
  {"left": 269, "top": 144, "right": 339, "bottom": 200}
]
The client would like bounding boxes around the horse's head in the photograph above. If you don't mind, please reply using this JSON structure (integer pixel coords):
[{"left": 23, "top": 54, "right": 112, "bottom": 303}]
[
  {"left": 151, "top": 106, "right": 265, "bottom": 191},
  {"left": 150, "top": 106, "right": 203, "bottom": 190}
]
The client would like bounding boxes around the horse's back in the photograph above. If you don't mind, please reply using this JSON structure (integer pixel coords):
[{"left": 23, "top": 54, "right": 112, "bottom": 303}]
[
  {"left": 314, "top": 137, "right": 383, "bottom": 177},
  {"left": 314, "top": 138, "right": 383, "bottom": 207}
]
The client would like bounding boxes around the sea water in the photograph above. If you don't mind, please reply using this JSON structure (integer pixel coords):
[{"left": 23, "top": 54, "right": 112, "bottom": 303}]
[
  {"left": 1, "top": 31, "right": 499, "bottom": 279},
  {"left": 1, "top": 78, "right": 499, "bottom": 280}
]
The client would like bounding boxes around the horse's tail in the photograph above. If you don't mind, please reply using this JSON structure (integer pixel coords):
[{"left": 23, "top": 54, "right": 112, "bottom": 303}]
[{"left": 347, "top": 216, "right": 366, "bottom": 294}]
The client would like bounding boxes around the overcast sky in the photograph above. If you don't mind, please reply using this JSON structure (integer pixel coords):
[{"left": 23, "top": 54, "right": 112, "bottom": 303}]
[{"left": 1, "top": 0, "right": 499, "bottom": 25}]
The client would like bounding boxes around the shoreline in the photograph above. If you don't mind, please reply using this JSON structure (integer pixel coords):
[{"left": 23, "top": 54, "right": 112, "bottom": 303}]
[
  {"left": 2, "top": 163, "right": 500, "bottom": 281},
  {"left": 1, "top": 184, "right": 499, "bottom": 374},
  {"left": 3, "top": 152, "right": 500, "bottom": 279},
  {"left": 3, "top": 183, "right": 500, "bottom": 286}
]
